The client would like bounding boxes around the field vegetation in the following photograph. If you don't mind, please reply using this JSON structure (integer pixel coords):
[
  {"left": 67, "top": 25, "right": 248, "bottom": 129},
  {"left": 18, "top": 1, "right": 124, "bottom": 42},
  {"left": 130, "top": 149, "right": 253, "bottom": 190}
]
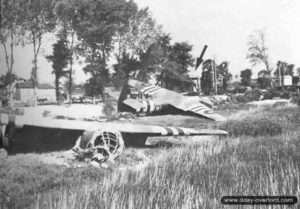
[{"left": 0, "top": 106, "right": 300, "bottom": 209}]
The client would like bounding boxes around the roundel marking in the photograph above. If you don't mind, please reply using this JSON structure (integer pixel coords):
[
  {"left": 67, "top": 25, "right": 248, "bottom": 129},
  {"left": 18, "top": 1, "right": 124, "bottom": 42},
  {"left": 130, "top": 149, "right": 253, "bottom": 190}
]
[{"left": 154, "top": 105, "right": 162, "bottom": 111}]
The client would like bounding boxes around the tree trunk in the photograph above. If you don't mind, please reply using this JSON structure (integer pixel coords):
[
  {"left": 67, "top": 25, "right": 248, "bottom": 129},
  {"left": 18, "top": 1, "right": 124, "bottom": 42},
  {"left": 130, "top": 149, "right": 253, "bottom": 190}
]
[
  {"left": 68, "top": 67, "right": 73, "bottom": 104},
  {"left": 101, "top": 92, "right": 105, "bottom": 102},
  {"left": 31, "top": 33, "right": 41, "bottom": 106},
  {"left": 55, "top": 76, "right": 60, "bottom": 103},
  {"left": 1, "top": 31, "right": 15, "bottom": 108},
  {"left": 8, "top": 84, "right": 14, "bottom": 108},
  {"left": 93, "top": 96, "right": 95, "bottom": 105},
  {"left": 33, "top": 87, "right": 37, "bottom": 106},
  {"left": 68, "top": 32, "right": 75, "bottom": 105}
]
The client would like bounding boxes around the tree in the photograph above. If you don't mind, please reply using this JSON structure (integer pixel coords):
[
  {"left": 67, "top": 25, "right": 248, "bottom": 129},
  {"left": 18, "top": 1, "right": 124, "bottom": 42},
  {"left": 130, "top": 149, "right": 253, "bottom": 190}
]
[
  {"left": 0, "top": 0, "right": 23, "bottom": 76},
  {"left": 201, "top": 59, "right": 214, "bottom": 95},
  {"left": 20, "top": 0, "right": 56, "bottom": 105},
  {"left": 112, "top": 52, "right": 140, "bottom": 89},
  {"left": 46, "top": 38, "right": 71, "bottom": 102},
  {"left": 161, "top": 42, "right": 194, "bottom": 92},
  {"left": 257, "top": 70, "right": 271, "bottom": 89},
  {"left": 116, "top": 7, "right": 161, "bottom": 59},
  {"left": 0, "top": 72, "right": 17, "bottom": 88},
  {"left": 85, "top": 76, "right": 105, "bottom": 105},
  {"left": 112, "top": 7, "right": 162, "bottom": 87},
  {"left": 137, "top": 35, "right": 194, "bottom": 92},
  {"left": 0, "top": 0, "right": 24, "bottom": 105},
  {"left": 56, "top": 0, "right": 82, "bottom": 104},
  {"left": 216, "top": 61, "right": 231, "bottom": 92},
  {"left": 75, "top": 0, "right": 136, "bottom": 99},
  {"left": 296, "top": 68, "right": 300, "bottom": 77},
  {"left": 138, "top": 34, "right": 172, "bottom": 82},
  {"left": 240, "top": 69, "right": 252, "bottom": 86},
  {"left": 247, "top": 29, "right": 272, "bottom": 74},
  {"left": 286, "top": 64, "right": 294, "bottom": 76}
]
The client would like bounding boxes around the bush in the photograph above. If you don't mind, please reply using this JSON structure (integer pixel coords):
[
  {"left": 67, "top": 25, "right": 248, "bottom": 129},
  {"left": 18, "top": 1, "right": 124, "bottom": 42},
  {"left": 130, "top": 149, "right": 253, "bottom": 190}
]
[
  {"left": 236, "top": 88, "right": 261, "bottom": 102},
  {"left": 220, "top": 107, "right": 300, "bottom": 137},
  {"left": 262, "top": 89, "right": 280, "bottom": 99},
  {"left": 290, "top": 93, "right": 300, "bottom": 105},
  {"left": 263, "top": 89, "right": 291, "bottom": 100},
  {"left": 220, "top": 117, "right": 282, "bottom": 137},
  {"left": 102, "top": 101, "right": 117, "bottom": 118}
]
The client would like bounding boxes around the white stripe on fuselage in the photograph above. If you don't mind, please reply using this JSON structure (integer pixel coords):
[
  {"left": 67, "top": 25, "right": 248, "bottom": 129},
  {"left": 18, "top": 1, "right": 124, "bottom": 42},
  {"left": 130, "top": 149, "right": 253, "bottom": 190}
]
[
  {"left": 161, "top": 127, "right": 168, "bottom": 135},
  {"left": 144, "top": 87, "right": 160, "bottom": 95},
  {"left": 141, "top": 86, "right": 156, "bottom": 94},
  {"left": 146, "top": 88, "right": 164, "bottom": 96},
  {"left": 168, "top": 127, "right": 179, "bottom": 135}
]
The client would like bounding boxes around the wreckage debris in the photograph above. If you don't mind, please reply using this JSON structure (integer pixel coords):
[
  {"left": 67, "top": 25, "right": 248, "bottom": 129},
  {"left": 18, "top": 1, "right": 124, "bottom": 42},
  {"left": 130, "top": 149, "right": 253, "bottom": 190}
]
[
  {"left": 118, "top": 79, "right": 227, "bottom": 122},
  {"left": 0, "top": 111, "right": 227, "bottom": 169},
  {"left": 71, "top": 129, "right": 125, "bottom": 167}
]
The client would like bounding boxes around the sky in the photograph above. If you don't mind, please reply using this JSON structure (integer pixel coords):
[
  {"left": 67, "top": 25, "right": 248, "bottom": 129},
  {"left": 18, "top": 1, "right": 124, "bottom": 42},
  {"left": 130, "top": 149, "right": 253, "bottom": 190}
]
[{"left": 1, "top": 0, "right": 300, "bottom": 84}]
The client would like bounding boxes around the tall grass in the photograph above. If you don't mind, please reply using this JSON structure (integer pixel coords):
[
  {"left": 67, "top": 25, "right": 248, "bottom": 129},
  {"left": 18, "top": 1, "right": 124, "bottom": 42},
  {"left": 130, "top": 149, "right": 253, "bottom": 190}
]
[
  {"left": 34, "top": 133, "right": 300, "bottom": 209},
  {"left": 220, "top": 106, "right": 300, "bottom": 137}
]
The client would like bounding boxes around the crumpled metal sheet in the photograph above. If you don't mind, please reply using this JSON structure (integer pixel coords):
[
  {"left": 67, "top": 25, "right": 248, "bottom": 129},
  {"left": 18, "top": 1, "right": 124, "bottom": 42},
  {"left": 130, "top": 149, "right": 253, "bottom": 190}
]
[{"left": 71, "top": 129, "right": 124, "bottom": 167}]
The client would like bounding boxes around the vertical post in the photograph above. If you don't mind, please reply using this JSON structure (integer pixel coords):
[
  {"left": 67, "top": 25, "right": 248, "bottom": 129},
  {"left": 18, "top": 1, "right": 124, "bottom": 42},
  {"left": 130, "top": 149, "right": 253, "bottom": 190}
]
[
  {"left": 198, "top": 77, "right": 201, "bottom": 93},
  {"left": 214, "top": 61, "right": 217, "bottom": 95},
  {"left": 282, "top": 64, "right": 286, "bottom": 91},
  {"left": 279, "top": 62, "right": 282, "bottom": 87}
]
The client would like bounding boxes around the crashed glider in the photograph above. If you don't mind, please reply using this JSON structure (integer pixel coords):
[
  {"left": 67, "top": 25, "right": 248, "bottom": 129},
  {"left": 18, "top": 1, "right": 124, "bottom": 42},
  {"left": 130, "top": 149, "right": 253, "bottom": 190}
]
[
  {"left": 0, "top": 113, "right": 227, "bottom": 155},
  {"left": 118, "top": 79, "right": 227, "bottom": 122}
]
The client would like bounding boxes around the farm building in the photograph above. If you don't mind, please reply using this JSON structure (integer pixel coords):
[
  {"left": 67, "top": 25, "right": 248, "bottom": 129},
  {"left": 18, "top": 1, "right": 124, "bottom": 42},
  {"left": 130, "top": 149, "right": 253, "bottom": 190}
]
[{"left": 16, "top": 80, "right": 56, "bottom": 102}]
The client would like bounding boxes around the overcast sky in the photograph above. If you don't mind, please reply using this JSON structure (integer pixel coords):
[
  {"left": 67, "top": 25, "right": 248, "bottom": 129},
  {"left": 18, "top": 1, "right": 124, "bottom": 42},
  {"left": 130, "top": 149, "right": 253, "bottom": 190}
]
[{"left": 1, "top": 0, "right": 300, "bottom": 84}]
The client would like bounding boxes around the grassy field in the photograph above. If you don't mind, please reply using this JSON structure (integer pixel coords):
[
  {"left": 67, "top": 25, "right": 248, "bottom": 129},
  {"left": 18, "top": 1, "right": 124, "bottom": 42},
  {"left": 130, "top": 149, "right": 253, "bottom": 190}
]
[{"left": 0, "top": 105, "right": 300, "bottom": 208}]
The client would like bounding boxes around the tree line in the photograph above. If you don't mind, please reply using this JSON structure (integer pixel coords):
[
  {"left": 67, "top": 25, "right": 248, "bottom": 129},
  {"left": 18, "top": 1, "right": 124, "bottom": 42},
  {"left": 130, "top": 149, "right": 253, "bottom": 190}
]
[
  {"left": 1, "top": 0, "right": 212, "bottom": 103},
  {"left": 240, "top": 29, "right": 300, "bottom": 89}
]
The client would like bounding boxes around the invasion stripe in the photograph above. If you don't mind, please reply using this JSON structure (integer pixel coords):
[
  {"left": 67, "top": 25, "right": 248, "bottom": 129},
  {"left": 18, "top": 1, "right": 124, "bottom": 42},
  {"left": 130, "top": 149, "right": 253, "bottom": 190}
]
[
  {"left": 193, "top": 106, "right": 209, "bottom": 112},
  {"left": 146, "top": 88, "right": 165, "bottom": 96},
  {"left": 176, "top": 127, "right": 185, "bottom": 136},
  {"left": 164, "top": 127, "right": 174, "bottom": 136},
  {"left": 141, "top": 86, "right": 156, "bottom": 93},
  {"left": 160, "top": 127, "right": 168, "bottom": 136},
  {"left": 189, "top": 105, "right": 205, "bottom": 111},
  {"left": 149, "top": 100, "right": 155, "bottom": 112},
  {"left": 190, "top": 105, "right": 205, "bottom": 111},
  {"left": 168, "top": 127, "right": 179, "bottom": 135},
  {"left": 146, "top": 87, "right": 162, "bottom": 94},
  {"left": 181, "top": 128, "right": 191, "bottom": 135},
  {"left": 188, "top": 104, "right": 201, "bottom": 110},
  {"left": 140, "top": 100, "right": 147, "bottom": 113},
  {"left": 144, "top": 87, "right": 160, "bottom": 95},
  {"left": 195, "top": 107, "right": 211, "bottom": 113},
  {"left": 195, "top": 110, "right": 207, "bottom": 114}
]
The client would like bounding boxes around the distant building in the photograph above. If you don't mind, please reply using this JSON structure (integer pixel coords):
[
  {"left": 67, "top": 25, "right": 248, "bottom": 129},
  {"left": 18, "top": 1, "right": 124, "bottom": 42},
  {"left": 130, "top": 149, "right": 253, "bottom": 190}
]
[
  {"left": 16, "top": 80, "right": 56, "bottom": 102},
  {"left": 250, "top": 79, "right": 258, "bottom": 87},
  {"left": 274, "top": 75, "right": 300, "bottom": 88},
  {"left": 188, "top": 70, "right": 202, "bottom": 92},
  {"left": 71, "top": 87, "right": 85, "bottom": 102}
]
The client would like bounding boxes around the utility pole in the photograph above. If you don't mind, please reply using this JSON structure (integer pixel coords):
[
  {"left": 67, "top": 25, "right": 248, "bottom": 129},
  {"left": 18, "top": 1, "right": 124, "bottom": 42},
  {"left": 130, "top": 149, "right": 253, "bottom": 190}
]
[
  {"left": 278, "top": 61, "right": 282, "bottom": 87},
  {"left": 213, "top": 61, "right": 217, "bottom": 95}
]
